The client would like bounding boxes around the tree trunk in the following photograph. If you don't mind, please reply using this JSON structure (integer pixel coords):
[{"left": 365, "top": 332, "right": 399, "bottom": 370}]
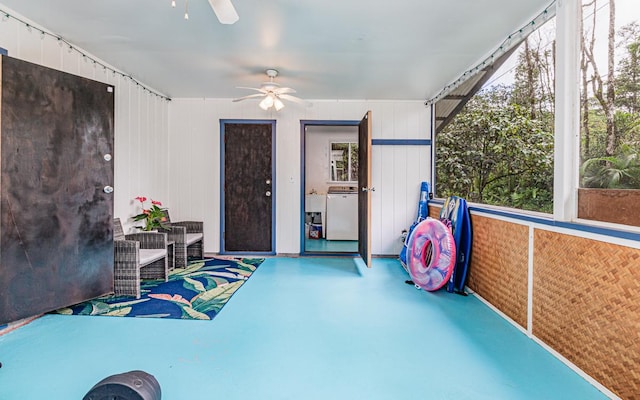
[
  {"left": 580, "top": 1, "right": 596, "bottom": 160},
  {"left": 605, "top": 0, "right": 616, "bottom": 156},
  {"left": 523, "top": 40, "right": 537, "bottom": 119},
  {"left": 580, "top": 4, "right": 591, "bottom": 158}
]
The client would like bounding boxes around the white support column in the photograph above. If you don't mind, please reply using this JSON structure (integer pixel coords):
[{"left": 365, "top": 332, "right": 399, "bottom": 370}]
[
  {"left": 553, "top": 0, "right": 581, "bottom": 221},
  {"left": 430, "top": 103, "right": 437, "bottom": 195}
]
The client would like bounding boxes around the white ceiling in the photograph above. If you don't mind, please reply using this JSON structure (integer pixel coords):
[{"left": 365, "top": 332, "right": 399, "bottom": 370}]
[{"left": 0, "top": 0, "right": 551, "bottom": 101}]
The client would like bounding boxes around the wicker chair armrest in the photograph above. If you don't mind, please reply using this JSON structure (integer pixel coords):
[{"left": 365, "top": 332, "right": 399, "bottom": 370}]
[
  {"left": 159, "top": 225, "right": 187, "bottom": 245},
  {"left": 171, "top": 221, "right": 203, "bottom": 233},
  {"left": 114, "top": 239, "right": 139, "bottom": 252},
  {"left": 113, "top": 240, "right": 140, "bottom": 273},
  {"left": 125, "top": 232, "right": 167, "bottom": 249}
]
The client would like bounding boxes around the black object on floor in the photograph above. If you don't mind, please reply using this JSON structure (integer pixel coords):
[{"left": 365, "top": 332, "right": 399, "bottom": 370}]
[{"left": 83, "top": 370, "right": 161, "bottom": 400}]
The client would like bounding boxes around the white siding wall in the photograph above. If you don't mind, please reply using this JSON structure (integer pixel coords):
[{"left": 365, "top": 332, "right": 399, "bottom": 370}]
[
  {"left": 0, "top": 6, "right": 170, "bottom": 233},
  {"left": 168, "top": 99, "right": 431, "bottom": 255}
]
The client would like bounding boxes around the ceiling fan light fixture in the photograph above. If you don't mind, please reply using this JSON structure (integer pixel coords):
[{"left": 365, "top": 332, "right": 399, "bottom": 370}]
[
  {"left": 259, "top": 95, "right": 274, "bottom": 110},
  {"left": 208, "top": 0, "right": 239, "bottom": 24},
  {"left": 233, "top": 68, "right": 303, "bottom": 111},
  {"left": 274, "top": 97, "right": 285, "bottom": 111}
]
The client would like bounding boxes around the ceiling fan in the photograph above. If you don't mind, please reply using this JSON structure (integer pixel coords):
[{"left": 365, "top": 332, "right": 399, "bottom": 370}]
[
  {"left": 233, "top": 69, "right": 306, "bottom": 111},
  {"left": 208, "top": 0, "right": 239, "bottom": 24},
  {"left": 172, "top": 0, "right": 239, "bottom": 24}
]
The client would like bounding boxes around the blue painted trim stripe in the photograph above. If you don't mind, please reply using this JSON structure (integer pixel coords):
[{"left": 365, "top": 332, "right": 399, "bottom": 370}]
[
  {"left": 300, "top": 119, "right": 359, "bottom": 126},
  {"left": 0, "top": 48, "right": 7, "bottom": 56},
  {"left": 220, "top": 251, "right": 277, "bottom": 256},
  {"left": 430, "top": 199, "right": 640, "bottom": 242},
  {"left": 372, "top": 139, "right": 431, "bottom": 146}
]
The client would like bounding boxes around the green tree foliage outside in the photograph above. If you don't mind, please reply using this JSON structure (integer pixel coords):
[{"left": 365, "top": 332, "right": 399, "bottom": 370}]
[
  {"left": 436, "top": 85, "right": 554, "bottom": 213},
  {"left": 580, "top": 7, "right": 640, "bottom": 188},
  {"left": 437, "top": 4, "right": 640, "bottom": 213},
  {"left": 437, "top": 22, "right": 556, "bottom": 213}
]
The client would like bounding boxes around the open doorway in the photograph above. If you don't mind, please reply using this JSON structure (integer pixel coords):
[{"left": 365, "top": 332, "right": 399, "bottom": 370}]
[{"left": 301, "top": 121, "right": 359, "bottom": 254}]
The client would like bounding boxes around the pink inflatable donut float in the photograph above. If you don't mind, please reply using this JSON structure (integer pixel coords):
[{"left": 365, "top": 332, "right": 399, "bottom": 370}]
[{"left": 406, "top": 217, "right": 456, "bottom": 291}]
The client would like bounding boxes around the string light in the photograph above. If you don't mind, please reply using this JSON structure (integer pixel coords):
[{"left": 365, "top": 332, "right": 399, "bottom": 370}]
[
  {"left": 184, "top": 0, "right": 189, "bottom": 20},
  {"left": 425, "top": 0, "right": 556, "bottom": 106},
  {"left": 0, "top": 7, "right": 171, "bottom": 101}
]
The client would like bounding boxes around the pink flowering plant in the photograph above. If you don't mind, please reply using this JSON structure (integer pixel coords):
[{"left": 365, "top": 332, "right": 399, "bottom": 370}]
[{"left": 132, "top": 196, "right": 170, "bottom": 231}]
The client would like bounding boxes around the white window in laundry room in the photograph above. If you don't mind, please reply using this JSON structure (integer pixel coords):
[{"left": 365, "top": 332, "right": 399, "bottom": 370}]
[{"left": 330, "top": 142, "right": 358, "bottom": 182}]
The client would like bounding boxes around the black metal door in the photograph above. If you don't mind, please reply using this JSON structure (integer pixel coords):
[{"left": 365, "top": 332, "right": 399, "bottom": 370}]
[
  {"left": 0, "top": 56, "right": 114, "bottom": 324},
  {"left": 222, "top": 121, "right": 275, "bottom": 252}
]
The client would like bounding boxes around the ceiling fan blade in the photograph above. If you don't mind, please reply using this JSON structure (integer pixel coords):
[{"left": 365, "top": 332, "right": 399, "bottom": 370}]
[
  {"left": 279, "top": 94, "right": 307, "bottom": 104},
  {"left": 236, "top": 86, "right": 267, "bottom": 93},
  {"left": 274, "top": 87, "right": 296, "bottom": 95},
  {"left": 208, "top": 0, "right": 239, "bottom": 25},
  {"left": 232, "top": 94, "right": 265, "bottom": 102}
]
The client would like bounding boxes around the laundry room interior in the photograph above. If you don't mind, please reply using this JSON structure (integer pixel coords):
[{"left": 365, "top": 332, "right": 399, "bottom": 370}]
[{"left": 304, "top": 124, "right": 359, "bottom": 254}]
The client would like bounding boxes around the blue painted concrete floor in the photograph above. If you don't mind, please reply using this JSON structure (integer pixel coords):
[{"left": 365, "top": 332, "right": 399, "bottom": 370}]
[
  {"left": 304, "top": 237, "right": 358, "bottom": 253},
  {"left": 0, "top": 257, "right": 609, "bottom": 399}
]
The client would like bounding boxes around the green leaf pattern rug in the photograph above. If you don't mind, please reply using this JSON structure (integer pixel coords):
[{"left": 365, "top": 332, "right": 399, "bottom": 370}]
[{"left": 56, "top": 257, "right": 264, "bottom": 320}]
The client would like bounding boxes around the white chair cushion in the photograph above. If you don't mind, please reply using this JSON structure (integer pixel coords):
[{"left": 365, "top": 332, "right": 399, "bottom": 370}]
[
  {"left": 139, "top": 248, "right": 167, "bottom": 266},
  {"left": 186, "top": 233, "right": 203, "bottom": 246}
]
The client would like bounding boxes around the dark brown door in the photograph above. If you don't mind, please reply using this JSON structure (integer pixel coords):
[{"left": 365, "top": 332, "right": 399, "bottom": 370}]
[
  {"left": 222, "top": 121, "right": 275, "bottom": 253},
  {"left": 358, "top": 111, "right": 372, "bottom": 267}
]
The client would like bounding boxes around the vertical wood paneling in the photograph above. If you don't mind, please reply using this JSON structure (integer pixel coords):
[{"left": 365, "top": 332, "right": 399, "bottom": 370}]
[
  {"left": 190, "top": 99, "right": 210, "bottom": 223},
  {"left": 0, "top": 17, "right": 18, "bottom": 55},
  {"left": 371, "top": 146, "right": 384, "bottom": 253},
  {"left": 41, "top": 35, "right": 61, "bottom": 71},
  {"left": 16, "top": 23, "right": 40, "bottom": 64},
  {"left": 77, "top": 56, "right": 96, "bottom": 80},
  {"left": 60, "top": 45, "right": 78, "bottom": 75},
  {"left": 201, "top": 100, "right": 219, "bottom": 250},
  {"left": 378, "top": 103, "right": 394, "bottom": 139},
  {"left": 113, "top": 77, "right": 130, "bottom": 223},
  {"left": 168, "top": 99, "right": 195, "bottom": 217}
]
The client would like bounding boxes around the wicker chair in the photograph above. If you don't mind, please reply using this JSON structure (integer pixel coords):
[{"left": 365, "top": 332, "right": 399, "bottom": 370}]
[
  {"left": 113, "top": 218, "right": 169, "bottom": 299},
  {"left": 160, "top": 211, "right": 204, "bottom": 268}
]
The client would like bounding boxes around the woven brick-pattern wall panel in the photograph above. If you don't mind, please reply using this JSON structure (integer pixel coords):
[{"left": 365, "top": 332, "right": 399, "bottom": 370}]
[
  {"left": 429, "top": 204, "right": 441, "bottom": 219},
  {"left": 467, "top": 215, "right": 529, "bottom": 329},
  {"left": 533, "top": 230, "right": 640, "bottom": 400}
]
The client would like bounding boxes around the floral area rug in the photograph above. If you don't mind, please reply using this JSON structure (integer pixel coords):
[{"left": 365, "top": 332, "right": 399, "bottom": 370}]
[{"left": 55, "top": 257, "right": 264, "bottom": 320}]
